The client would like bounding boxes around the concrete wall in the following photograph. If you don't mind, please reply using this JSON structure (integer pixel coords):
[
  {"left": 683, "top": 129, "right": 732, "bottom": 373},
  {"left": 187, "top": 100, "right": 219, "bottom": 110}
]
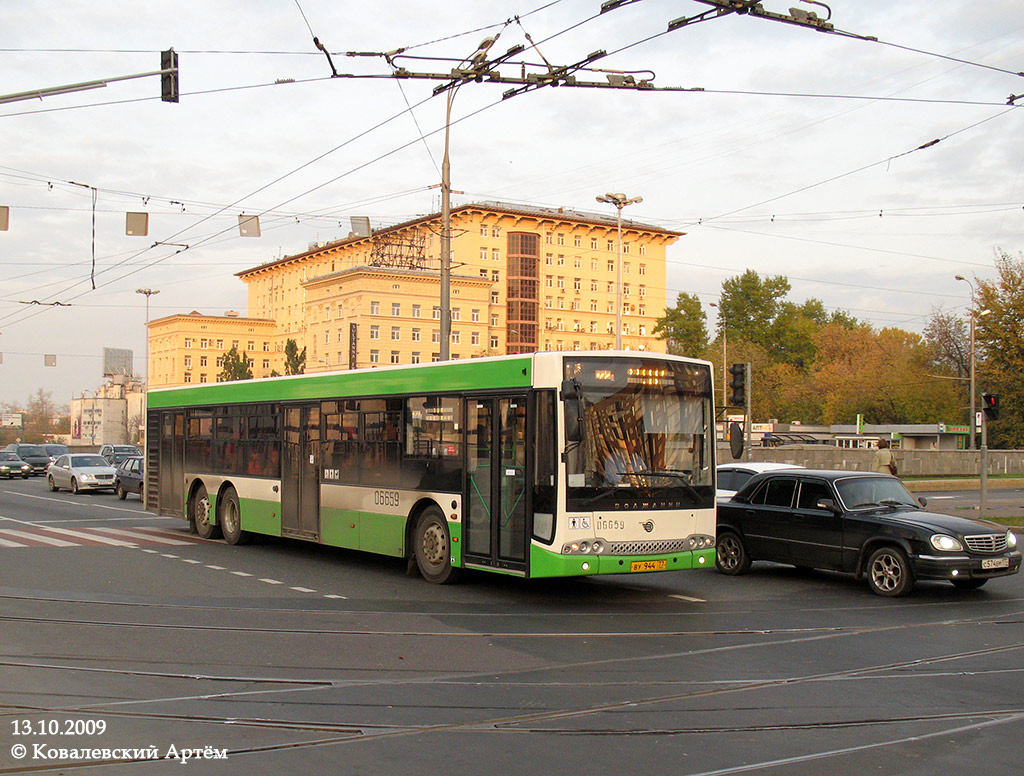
[{"left": 721, "top": 445, "right": 1024, "bottom": 478}]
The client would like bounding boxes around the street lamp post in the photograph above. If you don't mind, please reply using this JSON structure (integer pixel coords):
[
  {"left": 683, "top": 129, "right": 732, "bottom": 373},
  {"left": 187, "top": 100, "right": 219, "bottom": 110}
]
[
  {"left": 954, "top": 275, "right": 977, "bottom": 450},
  {"left": 709, "top": 301, "right": 727, "bottom": 407},
  {"left": 595, "top": 192, "right": 642, "bottom": 349},
  {"left": 136, "top": 288, "right": 158, "bottom": 450}
]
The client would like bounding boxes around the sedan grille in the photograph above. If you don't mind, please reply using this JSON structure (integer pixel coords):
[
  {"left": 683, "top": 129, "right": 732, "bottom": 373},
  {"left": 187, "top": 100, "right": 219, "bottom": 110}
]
[
  {"left": 964, "top": 534, "right": 1007, "bottom": 553},
  {"left": 95, "top": 474, "right": 114, "bottom": 481}
]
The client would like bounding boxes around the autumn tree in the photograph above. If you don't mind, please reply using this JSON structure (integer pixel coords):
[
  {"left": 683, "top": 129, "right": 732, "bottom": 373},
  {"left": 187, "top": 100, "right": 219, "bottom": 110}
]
[
  {"left": 974, "top": 250, "right": 1024, "bottom": 448},
  {"left": 654, "top": 292, "right": 707, "bottom": 356}
]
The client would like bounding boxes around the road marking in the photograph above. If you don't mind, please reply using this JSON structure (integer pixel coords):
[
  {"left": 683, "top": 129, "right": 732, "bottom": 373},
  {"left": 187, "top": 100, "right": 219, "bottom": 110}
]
[
  {"left": 323, "top": 594, "right": 348, "bottom": 600},
  {"left": 0, "top": 529, "right": 77, "bottom": 547},
  {"left": 0, "top": 535, "right": 25, "bottom": 547},
  {"left": 231, "top": 571, "right": 253, "bottom": 577},
  {"left": 670, "top": 594, "right": 706, "bottom": 603},
  {"left": 259, "top": 578, "right": 283, "bottom": 585},
  {"left": 290, "top": 586, "right": 316, "bottom": 593},
  {"left": 89, "top": 527, "right": 194, "bottom": 545},
  {"left": 1, "top": 490, "right": 143, "bottom": 513},
  {"left": 205, "top": 565, "right": 225, "bottom": 570},
  {"left": 32, "top": 525, "right": 138, "bottom": 547}
]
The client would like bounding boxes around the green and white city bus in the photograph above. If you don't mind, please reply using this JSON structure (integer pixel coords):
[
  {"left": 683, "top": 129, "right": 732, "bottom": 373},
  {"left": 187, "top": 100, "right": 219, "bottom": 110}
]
[{"left": 145, "top": 351, "right": 717, "bottom": 583}]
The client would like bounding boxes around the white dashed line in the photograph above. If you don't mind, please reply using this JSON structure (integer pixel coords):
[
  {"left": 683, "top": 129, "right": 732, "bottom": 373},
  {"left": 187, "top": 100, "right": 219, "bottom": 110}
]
[
  {"left": 231, "top": 571, "right": 253, "bottom": 577},
  {"left": 259, "top": 578, "right": 283, "bottom": 585},
  {"left": 290, "top": 586, "right": 316, "bottom": 593},
  {"left": 670, "top": 594, "right": 706, "bottom": 603}
]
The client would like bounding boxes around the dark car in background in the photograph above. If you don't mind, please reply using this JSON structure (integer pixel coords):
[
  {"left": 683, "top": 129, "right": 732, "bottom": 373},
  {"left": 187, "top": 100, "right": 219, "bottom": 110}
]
[
  {"left": 42, "top": 443, "right": 70, "bottom": 462},
  {"left": 3, "top": 443, "right": 50, "bottom": 475},
  {"left": 99, "top": 444, "right": 142, "bottom": 466},
  {"left": 716, "top": 469, "right": 1020, "bottom": 597},
  {"left": 114, "top": 455, "right": 144, "bottom": 500},
  {"left": 0, "top": 451, "right": 32, "bottom": 479}
]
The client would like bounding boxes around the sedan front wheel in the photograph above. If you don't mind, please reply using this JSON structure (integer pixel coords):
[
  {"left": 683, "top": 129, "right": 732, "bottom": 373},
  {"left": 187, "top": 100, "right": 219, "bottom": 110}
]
[
  {"left": 716, "top": 530, "right": 751, "bottom": 575},
  {"left": 866, "top": 546, "right": 914, "bottom": 597}
]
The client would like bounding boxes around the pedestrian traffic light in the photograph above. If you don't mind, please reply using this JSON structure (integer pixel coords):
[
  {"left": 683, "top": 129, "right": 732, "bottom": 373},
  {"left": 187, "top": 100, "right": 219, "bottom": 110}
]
[
  {"left": 161, "top": 48, "right": 179, "bottom": 103},
  {"left": 728, "top": 362, "right": 746, "bottom": 407},
  {"left": 982, "top": 392, "right": 1000, "bottom": 421}
]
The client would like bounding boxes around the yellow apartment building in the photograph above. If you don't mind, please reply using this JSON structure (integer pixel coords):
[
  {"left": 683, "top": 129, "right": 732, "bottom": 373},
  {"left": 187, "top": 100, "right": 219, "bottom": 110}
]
[
  {"left": 147, "top": 201, "right": 682, "bottom": 386},
  {"left": 147, "top": 311, "right": 279, "bottom": 388}
]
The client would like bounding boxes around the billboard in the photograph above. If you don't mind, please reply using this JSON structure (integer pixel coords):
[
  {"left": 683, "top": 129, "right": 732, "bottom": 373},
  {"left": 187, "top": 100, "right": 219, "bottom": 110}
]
[{"left": 103, "top": 348, "right": 134, "bottom": 378}]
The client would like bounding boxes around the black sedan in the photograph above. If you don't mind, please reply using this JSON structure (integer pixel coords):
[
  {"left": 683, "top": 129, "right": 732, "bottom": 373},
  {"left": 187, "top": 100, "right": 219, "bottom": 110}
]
[
  {"left": 716, "top": 469, "right": 1020, "bottom": 596},
  {"left": 114, "top": 455, "right": 144, "bottom": 500}
]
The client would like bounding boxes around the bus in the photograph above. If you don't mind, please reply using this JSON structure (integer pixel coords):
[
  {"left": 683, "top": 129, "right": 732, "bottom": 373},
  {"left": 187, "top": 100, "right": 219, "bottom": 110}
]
[{"left": 145, "top": 351, "right": 717, "bottom": 583}]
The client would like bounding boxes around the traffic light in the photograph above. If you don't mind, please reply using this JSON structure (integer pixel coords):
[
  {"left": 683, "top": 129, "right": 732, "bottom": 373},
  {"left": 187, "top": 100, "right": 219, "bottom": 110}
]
[
  {"left": 728, "top": 363, "right": 746, "bottom": 407},
  {"left": 161, "top": 48, "right": 179, "bottom": 103},
  {"left": 982, "top": 392, "right": 1000, "bottom": 421}
]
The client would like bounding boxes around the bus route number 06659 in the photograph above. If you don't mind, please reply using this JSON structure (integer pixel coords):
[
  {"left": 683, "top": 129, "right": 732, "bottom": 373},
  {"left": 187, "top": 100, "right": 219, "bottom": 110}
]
[{"left": 374, "top": 490, "right": 400, "bottom": 508}]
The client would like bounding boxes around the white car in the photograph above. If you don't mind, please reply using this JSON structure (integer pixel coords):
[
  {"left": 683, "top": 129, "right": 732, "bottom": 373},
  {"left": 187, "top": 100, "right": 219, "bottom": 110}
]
[
  {"left": 716, "top": 462, "right": 803, "bottom": 500},
  {"left": 47, "top": 454, "right": 118, "bottom": 494}
]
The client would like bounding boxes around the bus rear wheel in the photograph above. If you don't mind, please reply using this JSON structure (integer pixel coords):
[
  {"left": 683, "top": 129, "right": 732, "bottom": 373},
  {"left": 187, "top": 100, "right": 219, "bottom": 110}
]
[
  {"left": 413, "top": 506, "right": 460, "bottom": 584},
  {"left": 219, "top": 487, "right": 251, "bottom": 546},
  {"left": 191, "top": 483, "right": 222, "bottom": 540}
]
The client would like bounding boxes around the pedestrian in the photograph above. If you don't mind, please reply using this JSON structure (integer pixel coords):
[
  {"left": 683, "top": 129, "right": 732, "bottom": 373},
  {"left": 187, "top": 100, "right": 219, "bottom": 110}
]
[{"left": 874, "top": 439, "right": 897, "bottom": 476}]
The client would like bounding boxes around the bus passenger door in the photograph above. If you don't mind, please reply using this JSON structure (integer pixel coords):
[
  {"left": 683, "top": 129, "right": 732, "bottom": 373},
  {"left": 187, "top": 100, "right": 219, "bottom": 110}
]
[
  {"left": 282, "top": 404, "right": 320, "bottom": 538},
  {"left": 465, "top": 396, "right": 528, "bottom": 572},
  {"left": 156, "top": 410, "right": 184, "bottom": 517}
]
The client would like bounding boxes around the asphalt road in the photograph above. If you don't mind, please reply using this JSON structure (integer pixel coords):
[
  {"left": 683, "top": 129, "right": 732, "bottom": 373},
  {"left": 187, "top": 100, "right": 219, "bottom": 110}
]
[
  {"left": 915, "top": 487, "right": 1024, "bottom": 522},
  {"left": 1, "top": 476, "right": 1022, "bottom": 775}
]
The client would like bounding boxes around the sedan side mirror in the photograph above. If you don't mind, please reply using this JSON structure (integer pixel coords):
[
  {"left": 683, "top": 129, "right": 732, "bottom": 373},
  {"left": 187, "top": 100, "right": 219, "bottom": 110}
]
[
  {"left": 816, "top": 498, "right": 842, "bottom": 515},
  {"left": 918, "top": 496, "right": 927, "bottom": 507}
]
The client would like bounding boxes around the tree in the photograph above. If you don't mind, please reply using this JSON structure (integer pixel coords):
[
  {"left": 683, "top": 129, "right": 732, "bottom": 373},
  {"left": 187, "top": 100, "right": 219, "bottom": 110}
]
[
  {"left": 974, "top": 250, "right": 1024, "bottom": 448},
  {"left": 284, "top": 338, "right": 306, "bottom": 375},
  {"left": 654, "top": 292, "right": 707, "bottom": 356},
  {"left": 219, "top": 345, "right": 252, "bottom": 382},
  {"left": 718, "top": 270, "right": 791, "bottom": 350}
]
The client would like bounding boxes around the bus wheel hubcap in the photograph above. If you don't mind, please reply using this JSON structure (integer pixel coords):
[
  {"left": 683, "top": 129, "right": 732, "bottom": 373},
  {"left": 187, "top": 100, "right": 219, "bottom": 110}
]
[{"left": 422, "top": 523, "right": 446, "bottom": 567}]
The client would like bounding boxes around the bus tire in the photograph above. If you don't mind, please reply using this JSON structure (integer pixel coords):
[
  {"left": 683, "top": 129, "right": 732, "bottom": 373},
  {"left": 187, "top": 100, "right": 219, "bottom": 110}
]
[
  {"left": 191, "top": 483, "right": 222, "bottom": 540},
  {"left": 413, "top": 506, "right": 460, "bottom": 585},
  {"left": 219, "top": 487, "right": 251, "bottom": 546}
]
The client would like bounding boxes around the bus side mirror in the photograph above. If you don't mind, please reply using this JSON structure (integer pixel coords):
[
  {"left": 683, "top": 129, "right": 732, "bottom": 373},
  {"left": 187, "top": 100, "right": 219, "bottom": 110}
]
[{"left": 560, "top": 380, "right": 582, "bottom": 443}]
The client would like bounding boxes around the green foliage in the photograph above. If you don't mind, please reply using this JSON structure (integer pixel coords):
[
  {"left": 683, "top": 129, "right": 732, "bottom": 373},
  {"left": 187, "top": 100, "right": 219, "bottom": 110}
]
[
  {"left": 975, "top": 250, "right": 1024, "bottom": 448},
  {"left": 218, "top": 345, "right": 252, "bottom": 382},
  {"left": 284, "top": 338, "right": 306, "bottom": 375},
  {"left": 654, "top": 292, "right": 707, "bottom": 356}
]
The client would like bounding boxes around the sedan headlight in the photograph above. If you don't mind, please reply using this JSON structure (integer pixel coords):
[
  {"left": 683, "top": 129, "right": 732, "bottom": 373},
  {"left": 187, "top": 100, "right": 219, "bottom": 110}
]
[
  {"left": 1008, "top": 530, "right": 1018, "bottom": 550},
  {"left": 930, "top": 534, "right": 964, "bottom": 552}
]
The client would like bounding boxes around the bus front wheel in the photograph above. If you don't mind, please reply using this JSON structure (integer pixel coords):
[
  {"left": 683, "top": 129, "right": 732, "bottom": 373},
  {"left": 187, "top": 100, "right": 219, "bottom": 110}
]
[
  {"left": 191, "top": 483, "right": 222, "bottom": 540},
  {"left": 413, "top": 507, "right": 460, "bottom": 585},
  {"left": 219, "top": 487, "right": 251, "bottom": 546}
]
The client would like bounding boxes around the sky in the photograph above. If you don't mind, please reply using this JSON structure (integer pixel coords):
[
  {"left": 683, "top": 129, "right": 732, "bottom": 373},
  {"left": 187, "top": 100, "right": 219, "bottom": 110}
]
[{"left": 2, "top": 0, "right": 1022, "bottom": 406}]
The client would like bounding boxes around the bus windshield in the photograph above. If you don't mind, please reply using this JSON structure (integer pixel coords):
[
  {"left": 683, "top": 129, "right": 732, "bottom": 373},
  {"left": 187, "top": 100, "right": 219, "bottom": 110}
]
[{"left": 563, "top": 356, "right": 714, "bottom": 510}]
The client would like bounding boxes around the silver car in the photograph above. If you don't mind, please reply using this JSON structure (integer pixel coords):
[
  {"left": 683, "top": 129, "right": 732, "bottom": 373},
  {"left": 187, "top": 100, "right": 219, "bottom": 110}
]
[{"left": 47, "top": 454, "right": 118, "bottom": 494}]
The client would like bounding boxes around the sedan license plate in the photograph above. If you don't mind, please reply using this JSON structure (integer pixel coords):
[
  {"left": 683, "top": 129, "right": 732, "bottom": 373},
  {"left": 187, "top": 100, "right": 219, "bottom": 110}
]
[
  {"left": 982, "top": 557, "right": 1009, "bottom": 570},
  {"left": 630, "top": 560, "right": 667, "bottom": 573}
]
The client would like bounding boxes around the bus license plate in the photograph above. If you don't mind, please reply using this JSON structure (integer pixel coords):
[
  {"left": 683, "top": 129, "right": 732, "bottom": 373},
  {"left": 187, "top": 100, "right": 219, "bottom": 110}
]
[
  {"left": 982, "top": 558, "right": 1009, "bottom": 570},
  {"left": 631, "top": 560, "right": 667, "bottom": 573}
]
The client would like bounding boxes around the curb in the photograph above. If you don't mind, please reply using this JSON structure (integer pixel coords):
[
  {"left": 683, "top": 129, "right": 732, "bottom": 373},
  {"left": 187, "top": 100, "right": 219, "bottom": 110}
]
[{"left": 903, "top": 478, "right": 1024, "bottom": 493}]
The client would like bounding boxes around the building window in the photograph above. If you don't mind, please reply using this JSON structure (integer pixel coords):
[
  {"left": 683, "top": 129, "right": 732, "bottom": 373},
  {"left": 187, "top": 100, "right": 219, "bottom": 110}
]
[
  {"left": 432, "top": 306, "right": 441, "bottom": 320},
  {"left": 471, "top": 331, "right": 480, "bottom": 345},
  {"left": 412, "top": 304, "right": 421, "bottom": 318},
  {"left": 216, "top": 356, "right": 225, "bottom": 367},
  {"left": 325, "top": 330, "right": 331, "bottom": 344},
  {"left": 557, "top": 277, "right": 565, "bottom": 289},
  {"left": 200, "top": 355, "right": 208, "bottom": 367},
  {"left": 471, "top": 309, "right": 480, "bottom": 322},
  {"left": 263, "top": 359, "right": 270, "bottom": 369},
  {"left": 590, "top": 237, "right": 598, "bottom": 250},
  {"left": 545, "top": 253, "right": 553, "bottom": 266},
  {"left": 369, "top": 350, "right": 379, "bottom": 364},
  {"left": 392, "top": 302, "right": 401, "bottom": 316},
  {"left": 574, "top": 235, "right": 581, "bottom": 247},
  {"left": 412, "top": 328, "right": 421, "bottom": 342},
  {"left": 184, "top": 338, "right": 192, "bottom": 348},
  {"left": 623, "top": 283, "right": 631, "bottom": 297},
  {"left": 573, "top": 278, "right": 581, "bottom": 292},
  {"left": 247, "top": 341, "right": 255, "bottom": 351},
  {"left": 623, "top": 242, "right": 631, "bottom": 254},
  {"left": 590, "top": 300, "right": 598, "bottom": 312},
  {"left": 491, "top": 270, "right": 499, "bottom": 282},
  {"left": 216, "top": 339, "right": 224, "bottom": 349},
  {"left": 639, "top": 285, "right": 646, "bottom": 298},
  {"left": 480, "top": 247, "right": 488, "bottom": 261},
  {"left": 391, "top": 327, "right": 401, "bottom": 341},
  {"left": 432, "top": 330, "right": 440, "bottom": 343},
  {"left": 624, "top": 261, "right": 631, "bottom": 274},
  {"left": 545, "top": 232, "right": 553, "bottom": 244},
  {"left": 492, "top": 248, "right": 500, "bottom": 261},
  {"left": 412, "top": 352, "right": 421, "bottom": 364},
  {"left": 184, "top": 372, "right": 192, "bottom": 383},
  {"left": 607, "top": 282, "right": 615, "bottom": 294},
  {"left": 184, "top": 355, "right": 192, "bottom": 368},
  {"left": 200, "top": 338, "right": 209, "bottom": 349},
  {"left": 232, "top": 340, "right": 239, "bottom": 349},
  {"left": 492, "top": 226, "right": 500, "bottom": 237},
  {"left": 640, "top": 245, "right": 647, "bottom": 256},
  {"left": 490, "top": 335, "right": 499, "bottom": 349},
  {"left": 391, "top": 350, "right": 400, "bottom": 364},
  {"left": 480, "top": 225, "right": 488, "bottom": 236},
  {"left": 370, "top": 325, "right": 380, "bottom": 340},
  {"left": 451, "top": 331, "right": 461, "bottom": 345},
  {"left": 607, "top": 260, "right": 615, "bottom": 273},
  {"left": 452, "top": 307, "right": 461, "bottom": 321},
  {"left": 574, "top": 257, "right": 581, "bottom": 268},
  {"left": 490, "top": 291, "right": 499, "bottom": 304},
  {"left": 370, "top": 301, "right": 380, "bottom": 315},
  {"left": 544, "top": 297, "right": 553, "bottom": 309},
  {"left": 607, "top": 240, "right": 614, "bottom": 252},
  {"left": 639, "top": 264, "right": 647, "bottom": 275}
]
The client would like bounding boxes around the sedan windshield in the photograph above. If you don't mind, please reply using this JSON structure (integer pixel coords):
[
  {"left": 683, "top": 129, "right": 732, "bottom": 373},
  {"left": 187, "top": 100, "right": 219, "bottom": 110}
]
[
  {"left": 71, "top": 455, "right": 110, "bottom": 468},
  {"left": 836, "top": 476, "right": 918, "bottom": 510},
  {"left": 0, "top": 452, "right": 21, "bottom": 462}
]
